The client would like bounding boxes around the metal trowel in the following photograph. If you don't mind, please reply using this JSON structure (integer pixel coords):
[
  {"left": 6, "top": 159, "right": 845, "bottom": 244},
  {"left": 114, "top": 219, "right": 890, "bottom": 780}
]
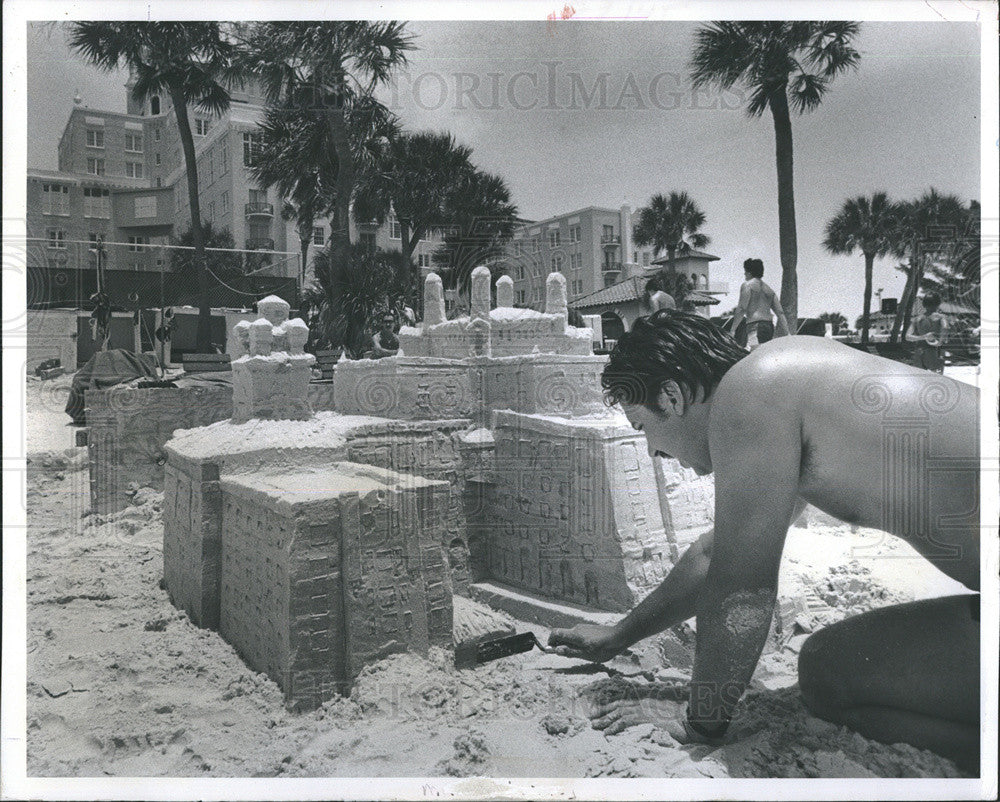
[{"left": 454, "top": 631, "right": 553, "bottom": 669}]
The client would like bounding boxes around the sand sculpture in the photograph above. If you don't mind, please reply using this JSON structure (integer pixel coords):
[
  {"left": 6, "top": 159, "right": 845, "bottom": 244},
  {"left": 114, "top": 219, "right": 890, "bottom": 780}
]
[{"left": 161, "top": 275, "right": 712, "bottom": 708}]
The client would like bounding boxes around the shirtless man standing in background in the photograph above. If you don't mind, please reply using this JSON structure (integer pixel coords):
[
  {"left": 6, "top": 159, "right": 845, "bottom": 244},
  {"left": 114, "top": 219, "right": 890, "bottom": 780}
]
[{"left": 729, "top": 258, "right": 790, "bottom": 348}]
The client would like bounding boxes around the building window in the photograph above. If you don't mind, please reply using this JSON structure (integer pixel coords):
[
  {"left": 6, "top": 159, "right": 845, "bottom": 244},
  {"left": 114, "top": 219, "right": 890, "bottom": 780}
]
[
  {"left": 242, "top": 132, "right": 261, "bottom": 166},
  {"left": 360, "top": 232, "right": 376, "bottom": 252},
  {"left": 86, "top": 129, "right": 104, "bottom": 148},
  {"left": 388, "top": 216, "right": 402, "bottom": 239},
  {"left": 207, "top": 201, "right": 215, "bottom": 223},
  {"left": 83, "top": 187, "right": 110, "bottom": 218},
  {"left": 125, "top": 132, "right": 142, "bottom": 152},
  {"left": 551, "top": 254, "right": 563, "bottom": 272},
  {"left": 220, "top": 191, "right": 229, "bottom": 215},
  {"left": 313, "top": 227, "right": 324, "bottom": 246},
  {"left": 532, "top": 286, "right": 542, "bottom": 304},
  {"left": 150, "top": 96, "right": 161, "bottom": 115},
  {"left": 206, "top": 154, "right": 214, "bottom": 185},
  {"left": 86, "top": 158, "right": 105, "bottom": 176},
  {"left": 46, "top": 229, "right": 66, "bottom": 249},
  {"left": 220, "top": 142, "right": 228, "bottom": 174},
  {"left": 249, "top": 188, "right": 267, "bottom": 206},
  {"left": 153, "top": 127, "right": 161, "bottom": 142},
  {"left": 41, "top": 183, "right": 70, "bottom": 215},
  {"left": 571, "top": 279, "right": 584, "bottom": 295},
  {"left": 513, "top": 240, "right": 522, "bottom": 255},
  {"left": 603, "top": 224, "right": 614, "bottom": 238},
  {"left": 569, "top": 225, "right": 581, "bottom": 243},
  {"left": 548, "top": 230, "right": 560, "bottom": 248},
  {"left": 418, "top": 252, "right": 431, "bottom": 268},
  {"left": 514, "top": 264, "right": 525, "bottom": 281},
  {"left": 156, "top": 177, "right": 162, "bottom": 187},
  {"left": 127, "top": 236, "right": 150, "bottom": 252},
  {"left": 571, "top": 253, "right": 582, "bottom": 271},
  {"left": 125, "top": 162, "right": 143, "bottom": 178},
  {"left": 515, "top": 289, "right": 526, "bottom": 305},
  {"left": 155, "top": 153, "right": 161, "bottom": 166},
  {"left": 195, "top": 118, "right": 211, "bottom": 137}
]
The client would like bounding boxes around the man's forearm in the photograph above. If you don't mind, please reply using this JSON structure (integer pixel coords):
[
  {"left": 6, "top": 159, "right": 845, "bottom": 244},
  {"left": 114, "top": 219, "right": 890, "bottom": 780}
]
[{"left": 609, "top": 528, "right": 713, "bottom": 650}]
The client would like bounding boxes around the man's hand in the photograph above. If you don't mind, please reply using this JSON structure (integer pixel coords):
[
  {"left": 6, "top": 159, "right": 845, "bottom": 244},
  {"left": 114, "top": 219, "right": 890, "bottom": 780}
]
[{"left": 547, "top": 624, "right": 624, "bottom": 663}]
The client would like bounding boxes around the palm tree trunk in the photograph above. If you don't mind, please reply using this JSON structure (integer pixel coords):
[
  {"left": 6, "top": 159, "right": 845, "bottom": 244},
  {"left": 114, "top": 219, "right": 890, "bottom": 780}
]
[
  {"left": 890, "top": 237, "right": 918, "bottom": 343},
  {"left": 861, "top": 251, "right": 874, "bottom": 346},
  {"left": 768, "top": 87, "right": 799, "bottom": 331},
  {"left": 298, "top": 236, "right": 311, "bottom": 296},
  {"left": 326, "top": 105, "right": 354, "bottom": 276},
  {"left": 169, "top": 84, "right": 212, "bottom": 353}
]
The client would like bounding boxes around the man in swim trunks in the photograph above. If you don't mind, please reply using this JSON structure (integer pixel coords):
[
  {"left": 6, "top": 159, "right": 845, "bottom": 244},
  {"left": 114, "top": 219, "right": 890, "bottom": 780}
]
[
  {"left": 729, "top": 258, "right": 789, "bottom": 348},
  {"left": 909, "top": 292, "right": 948, "bottom": 373},
  {"left": 549, "top": 311, "right": 981, "bottom": 773}
]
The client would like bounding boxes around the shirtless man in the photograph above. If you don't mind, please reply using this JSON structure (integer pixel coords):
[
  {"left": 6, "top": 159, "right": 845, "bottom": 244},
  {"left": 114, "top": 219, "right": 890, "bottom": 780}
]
[
  {"left": 729, "top": 258, "right": 790, "bottom": 348},
  {"left": 549, "top": 311, "right": 980, "bottom": 772},
  {"left": 908, "top": 292, "right": 948, "bottom": 373},
  {"left": 643, "top": 277, "right": 676, "bottom": 314}
]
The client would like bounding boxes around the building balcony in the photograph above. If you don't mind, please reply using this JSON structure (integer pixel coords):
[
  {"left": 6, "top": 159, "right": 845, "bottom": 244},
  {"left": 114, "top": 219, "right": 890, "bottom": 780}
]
[
  {"left": 245, "top": 202, "right": 274, "bottom": 217},
  {"left": 705, "top": 280, "right": 729, "bottom": 294},
  {"left": 246, "top": 238, "right": 275, "bottom": 251},
  {"left": 602, "top": 261, "right": 622, "bottom": 273},
  {"left": 600, "top": 234, "right": 621, "bottom": 247}
]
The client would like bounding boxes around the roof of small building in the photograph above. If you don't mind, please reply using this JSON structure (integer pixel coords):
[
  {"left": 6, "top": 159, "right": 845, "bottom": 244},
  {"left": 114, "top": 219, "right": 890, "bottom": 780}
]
[
  {"left": 571, "top": 277, "right": 721, "bottom": 310},
  {"left": 650, "top": 249, "right": 720, "bottom": 265}
]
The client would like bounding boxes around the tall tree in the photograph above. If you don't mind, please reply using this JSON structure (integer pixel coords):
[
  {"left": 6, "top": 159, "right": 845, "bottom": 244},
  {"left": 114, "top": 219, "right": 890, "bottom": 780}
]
[
  {"left": 240, "top": 22, "right": 414, "bottom": 283},
  {"left": 69, "top": 22, "right": 238, "bottom": 352},
  {"left": 691, "top": 21, "right": 861, "bottom": 329},
  {"left": 355, "top": 130, "right": 475, "bottom": 304},
  {"left": 633, "top": 191, "right": 710, "bottom": 300},
  {"left": 818, "top": 311, "right": 848, "bottom": 335},
  {"left": 822, "top": 191, "right": 899, "bottom": 345},
  {"left": 922, "top": 200, "right": 981, "bottom": 314},
  {"left": 249, "top": 100, "right": 398, "bottom": 296},
  {"left": 431, "top": 169, "right": 518, "bottom": 297},
  {"left": 888, "top": 188, "right": 968, "bottom": 342}
]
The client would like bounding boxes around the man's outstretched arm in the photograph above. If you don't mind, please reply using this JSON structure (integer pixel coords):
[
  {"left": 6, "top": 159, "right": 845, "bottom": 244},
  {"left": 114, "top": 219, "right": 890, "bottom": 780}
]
[
  {"left": 686, "top": 394, "right": 801, "bottom": 733},
  {"left": 548, "top": 525, "right": 714, "bottom": 661}
]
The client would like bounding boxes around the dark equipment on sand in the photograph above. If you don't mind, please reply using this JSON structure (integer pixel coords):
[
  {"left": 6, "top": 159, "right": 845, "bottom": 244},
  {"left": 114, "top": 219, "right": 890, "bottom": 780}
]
[{"left": 454, "top": 631, "right": 552, "bottom": 669}]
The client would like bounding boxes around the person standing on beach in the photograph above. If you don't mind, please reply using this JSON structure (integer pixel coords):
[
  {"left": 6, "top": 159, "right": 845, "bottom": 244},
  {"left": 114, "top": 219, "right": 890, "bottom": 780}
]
[
  {"left": 729, "top": 258, "right": 789, "bottom": 348},
  {"left": 908, "top": 292, "right": 948, "bottom": 373},
  {"left": 644, "top": 276, "right": 676, "bottom": 314}
]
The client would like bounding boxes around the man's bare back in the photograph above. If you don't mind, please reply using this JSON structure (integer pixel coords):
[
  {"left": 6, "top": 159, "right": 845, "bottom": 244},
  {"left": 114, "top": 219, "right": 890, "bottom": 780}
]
[{"left": 718, "top": 336, "right": 979, "bottom": 589}]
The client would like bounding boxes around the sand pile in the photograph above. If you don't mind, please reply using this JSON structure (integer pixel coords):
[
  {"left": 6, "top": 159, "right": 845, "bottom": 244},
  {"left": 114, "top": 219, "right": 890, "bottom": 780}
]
[{"left": 24, "top": 463, "right": 971, "bottom": 779}]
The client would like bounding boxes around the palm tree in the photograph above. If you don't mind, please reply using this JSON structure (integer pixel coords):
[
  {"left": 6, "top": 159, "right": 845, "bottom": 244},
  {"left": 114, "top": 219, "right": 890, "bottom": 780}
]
[
  {"left": 691, "top": 21, "right": 862, "bottom": 329},
  {"left": 633, "top": 191, "right": 710, "bottom": 298},
  {"left": 310, "top": 245, "right": 409, "bottom": 357},
  {"left": 818, "top": 312, "right": 848, "bottom": 335},
  {"left": 888, "top": 188, "right": 968, "bottom": 342},
  {"left": 822, "top": 192, "right": 899, "bottom": 345},
  {"left": 432, "top": 169, "right": 519, "bottom": 297},
  {"left": 240, "top": 22, "right": 414, "bottom": 279},
  {"left": 922, "top": 200, "right": 980, "bottom": 314},
  {"left": 68, "top": 22, "right": 238, "bottom": 352},
  {"left": 355, "top": 130, "right": 475, "bottom": 303}
]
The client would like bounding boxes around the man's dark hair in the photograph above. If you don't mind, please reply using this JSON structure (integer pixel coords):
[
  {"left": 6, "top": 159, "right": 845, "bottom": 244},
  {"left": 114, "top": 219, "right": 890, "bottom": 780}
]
[
  {"left": 922, "top": 292, "right": 941, "bottom": 310},
  {"left": 602, "top": 310, "right": 748, "bottom": 409},
  {"left": 644, "top": 277, "right": 661, "bottom": 294},
  {"left": 743, "top": 258, "right": 764, "bottom": 279}
]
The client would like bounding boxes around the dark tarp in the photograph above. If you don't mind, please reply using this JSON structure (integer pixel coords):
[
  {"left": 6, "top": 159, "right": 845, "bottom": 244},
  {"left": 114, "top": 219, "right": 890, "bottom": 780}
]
[{"left": 65, "top": 349, "right": 159, "bottom": 424}]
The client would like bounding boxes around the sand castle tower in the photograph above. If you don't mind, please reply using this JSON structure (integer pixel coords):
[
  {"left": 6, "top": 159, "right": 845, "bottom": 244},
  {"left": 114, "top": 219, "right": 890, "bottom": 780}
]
[{"left": 229, "top": 295, "right": 316, "bottom": 424}]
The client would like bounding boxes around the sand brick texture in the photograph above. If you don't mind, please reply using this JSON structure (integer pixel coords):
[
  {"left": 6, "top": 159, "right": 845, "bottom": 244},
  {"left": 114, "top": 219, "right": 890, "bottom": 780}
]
[{"left": 218, "top": 465, "right": 452, "bottom": 710}]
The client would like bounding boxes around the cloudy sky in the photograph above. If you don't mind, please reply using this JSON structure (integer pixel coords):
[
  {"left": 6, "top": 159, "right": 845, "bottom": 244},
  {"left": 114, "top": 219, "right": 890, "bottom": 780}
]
[{"left": 24, "top": 16, "right": 983, "bottom": 320}]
